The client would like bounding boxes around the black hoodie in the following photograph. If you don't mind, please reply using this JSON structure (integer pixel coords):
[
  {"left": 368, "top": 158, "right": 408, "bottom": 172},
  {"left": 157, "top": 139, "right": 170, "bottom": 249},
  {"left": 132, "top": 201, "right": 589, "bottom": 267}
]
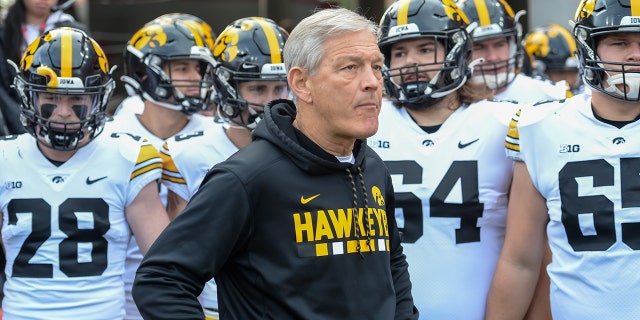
[{"left": 133, "top": 100, "right": 419, "bottom": 319}]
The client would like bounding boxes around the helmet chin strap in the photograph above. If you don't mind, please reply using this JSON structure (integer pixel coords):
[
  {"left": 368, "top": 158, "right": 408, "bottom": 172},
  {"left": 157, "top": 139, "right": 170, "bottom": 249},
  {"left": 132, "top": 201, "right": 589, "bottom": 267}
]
[
  {"left": 604, "top": 72, "right": 640, "bottom": 100},
  {"left": 39, "top": 126, "right": 83, "bottom": 151},
  {"left": 472, "top": 71, "right": 515, "bottom": 90}
]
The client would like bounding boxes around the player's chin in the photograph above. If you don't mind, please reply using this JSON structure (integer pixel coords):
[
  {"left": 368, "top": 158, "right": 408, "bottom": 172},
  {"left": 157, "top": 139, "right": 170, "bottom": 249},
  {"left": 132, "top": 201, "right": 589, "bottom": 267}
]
[{"left": 353, "top": 118, "right": 379, "bottom": 139}]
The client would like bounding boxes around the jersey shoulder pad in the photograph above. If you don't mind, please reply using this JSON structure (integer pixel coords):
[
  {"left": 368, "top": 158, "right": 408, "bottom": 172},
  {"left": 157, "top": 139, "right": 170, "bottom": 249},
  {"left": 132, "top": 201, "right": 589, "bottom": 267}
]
[
  {"left": 104, "top": 131, "right": 153, "bottom": 161},
  {"left": 516, "top": 101, "right": 562, "bottom": 127},
  {"left": 467, "top": 99, "right": 521, "bottom": 127}
]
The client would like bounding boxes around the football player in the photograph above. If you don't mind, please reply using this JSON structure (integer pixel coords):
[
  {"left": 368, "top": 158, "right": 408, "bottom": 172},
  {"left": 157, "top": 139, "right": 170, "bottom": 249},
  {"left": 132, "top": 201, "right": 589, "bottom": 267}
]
[
  {"left": 487, "top": 0, "right": 640, "bottom": 318},
  {"left": 103, "top": 17, "right": 218, "bottom": 320},
  {"left": 159, "top": 17, "right": 289, "bottom": 320},
  {"left": 524, "top": 23, "right": 587, "bottom": 95},
  {"left": 455, "top": 0, "right": 569, "bottom": 103},
  {"left": 372, "top": 0, "right": 520, "bottom": 317},
  {"left": 0, "top": 27, "right": 168, "bottom": 319},
  {"left": 111, "top": 13, "right": 218, "bottom": 117}
]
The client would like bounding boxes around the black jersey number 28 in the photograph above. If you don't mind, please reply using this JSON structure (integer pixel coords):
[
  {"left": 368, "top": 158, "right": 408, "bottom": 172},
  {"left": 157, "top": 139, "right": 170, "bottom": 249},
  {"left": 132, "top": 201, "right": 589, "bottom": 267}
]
[
  {"left": 7, "top": 198, "right": 110, "bottom": 278},
  {"left": 560, "top": 158, "right": 640, "bottom": 251},
  {"left": 385, "top": 160, "right": 484, "bottom": 244}
]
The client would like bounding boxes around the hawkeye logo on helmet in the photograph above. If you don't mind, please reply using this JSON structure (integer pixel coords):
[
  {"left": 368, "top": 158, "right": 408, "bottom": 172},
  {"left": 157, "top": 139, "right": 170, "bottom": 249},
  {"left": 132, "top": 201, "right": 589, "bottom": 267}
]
[
  {"left": 525, "top": 32, "right": 550, "bottom": 59},
  {"left": 21, "top": 37, "right": 41, "bottom": 71},
  {"left": 443, "top": 0, "right": 469, "bottom": 24},
  {"left": 90, "top": 38, "right": 110, "bottom": 74},
  {"left": 213, "top": 28, "right": 240, "bottom": 62},
  {"left": 131, "top": 24, "right": 167, "bottom": 51},
  {"left": 575, "top": 0, "right": 595, "bottom": 20}
]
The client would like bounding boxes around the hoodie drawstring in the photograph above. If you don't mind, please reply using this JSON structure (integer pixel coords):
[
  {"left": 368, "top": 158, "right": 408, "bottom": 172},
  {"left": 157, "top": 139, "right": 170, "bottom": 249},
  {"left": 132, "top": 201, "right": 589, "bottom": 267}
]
[{"left": 347, "top": 166, "right": 372, "bottom": 258}]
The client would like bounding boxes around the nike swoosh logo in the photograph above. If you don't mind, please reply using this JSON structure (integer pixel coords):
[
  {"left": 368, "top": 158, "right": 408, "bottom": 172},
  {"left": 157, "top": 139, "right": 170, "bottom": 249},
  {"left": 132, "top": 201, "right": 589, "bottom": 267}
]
[
  {"left": 300, "top": 194, "right": 320, "bottom": 204},
  {"left": 458, "top": 139, "right": 479, "bottom": 149},
  {"left": 86, "top": 176, "right": 108, "bottom": 185}
]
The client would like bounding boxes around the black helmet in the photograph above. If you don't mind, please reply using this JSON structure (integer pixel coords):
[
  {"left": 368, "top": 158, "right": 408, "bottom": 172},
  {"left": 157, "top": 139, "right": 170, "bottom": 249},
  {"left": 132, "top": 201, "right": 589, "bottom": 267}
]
[
  {"left": 574, "top": 0, "right": 640, "bottom": 100},
  {"left": 12, "top": 27, "right": 114, "bottom": 150},
  {"left": 378, "top": 0, "right": 473, "bottom": 106},
  {"left": 524, "top": 24, "right": 578, "bottom": 73},
  {"left": 122, "top": 19, "right": 216, "bottom": 114},
  {"left": 150, "top": 13, "right": 217, "bottom": 50},
  {"left": 212, "top": 17, "right": 288, "bottom": 127}
]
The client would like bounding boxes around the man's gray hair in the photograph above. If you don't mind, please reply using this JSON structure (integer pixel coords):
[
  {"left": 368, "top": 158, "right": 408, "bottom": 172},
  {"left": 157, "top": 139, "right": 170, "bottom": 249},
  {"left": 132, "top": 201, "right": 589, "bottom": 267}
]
[{"left": 283, "top": 7, "right": 380, "bottom": 76}]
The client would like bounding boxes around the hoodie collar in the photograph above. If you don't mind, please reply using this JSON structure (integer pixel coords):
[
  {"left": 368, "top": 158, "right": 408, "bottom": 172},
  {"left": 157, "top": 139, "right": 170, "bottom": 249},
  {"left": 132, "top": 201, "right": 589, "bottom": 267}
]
[{"left": 253, "top": 99, "right": 367, "bottom": 175}]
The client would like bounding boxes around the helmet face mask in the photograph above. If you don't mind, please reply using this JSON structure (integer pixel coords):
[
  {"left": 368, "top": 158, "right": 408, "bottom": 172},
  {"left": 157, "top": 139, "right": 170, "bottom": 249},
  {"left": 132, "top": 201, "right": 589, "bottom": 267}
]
[
  {"left": 212, "top": 17, "right": 289, "bottom": 129},
  {"left": 14, "top": 27, "right": 114, "bottom": 151},
  {"left": 122, "top": 20, "right": 217, "bottom": 114},
  {"left": 457, "top": 0, "right": 524, "bottom": 91},
  {"left": 378, "top": 0, "right": 473, "bottom": 107},
  {"left": 470, "top": 36, "right": 521, "bottom": 90},
  {"left": 574, "top": 0, "right": 640, "bottom": 101}
]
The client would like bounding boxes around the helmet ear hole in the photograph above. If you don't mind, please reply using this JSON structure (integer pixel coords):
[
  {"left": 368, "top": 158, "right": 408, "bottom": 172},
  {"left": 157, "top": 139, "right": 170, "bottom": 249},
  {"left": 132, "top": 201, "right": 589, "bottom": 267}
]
[
  {"left": 584, "top": 69, "right": 594, "bottom": 81},
  {"left": 155, "top": 87, "right": 170, "bottom": 99},
  {"left": 221, "top": 104, "right": 240, "bottom": 119}
]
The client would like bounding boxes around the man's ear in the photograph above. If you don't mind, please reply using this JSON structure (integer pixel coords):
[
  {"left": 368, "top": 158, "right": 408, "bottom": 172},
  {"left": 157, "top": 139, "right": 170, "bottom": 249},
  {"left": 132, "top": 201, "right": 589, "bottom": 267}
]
[{"left": 288, "top": 67, "right": 312, "bottom": 104}]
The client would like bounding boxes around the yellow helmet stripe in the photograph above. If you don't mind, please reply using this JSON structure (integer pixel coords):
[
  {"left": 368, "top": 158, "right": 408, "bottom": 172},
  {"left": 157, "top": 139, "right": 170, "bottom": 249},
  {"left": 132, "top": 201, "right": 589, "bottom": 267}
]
[
  {"left": 497, "top": 0, "right": 515, "bottom": 17},
  {"left": 633, "top": 0, "right": 640, "bottom": 16},
  {"left": 473, "top": 0, "right": 491, "bottom": 26},
  {"left": 61, "top": 30, "right": 72, "bottom": 78},
  {"left": 397, "top": 0, "right": 410, "bottom": 26},
  {"left": 254, "top": 18, "right": 282, "bottom": 64}
]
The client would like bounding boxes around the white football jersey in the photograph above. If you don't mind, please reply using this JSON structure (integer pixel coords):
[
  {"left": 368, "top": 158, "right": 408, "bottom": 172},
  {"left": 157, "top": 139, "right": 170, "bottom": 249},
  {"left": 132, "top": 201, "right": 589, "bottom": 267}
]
[
  {"left": 161, "top": 124, "right": 237, "bottom": 201},
  {"left": 160, "top": 123, "right": 238, "bottom": 312},
  {"left": 497, "top": 74, "right": 568, "bottom": 104},
  {"left": 113, "top": 95, "right": 144, "bottom": 116},
  {"left": 0, "top": 133, "right": 161, "bottom": 319},
  {"left": 506, "top": 93, "right": 640, "bottom": 319},
  {"left": 104, "top": 112, "right": 215, "bottom": 319},
  {"left": 369, "top": 99, "right": 518, "bottom": 319},
  {"left": 104, "top": 112, "right": 214, "bottom": 151}
]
